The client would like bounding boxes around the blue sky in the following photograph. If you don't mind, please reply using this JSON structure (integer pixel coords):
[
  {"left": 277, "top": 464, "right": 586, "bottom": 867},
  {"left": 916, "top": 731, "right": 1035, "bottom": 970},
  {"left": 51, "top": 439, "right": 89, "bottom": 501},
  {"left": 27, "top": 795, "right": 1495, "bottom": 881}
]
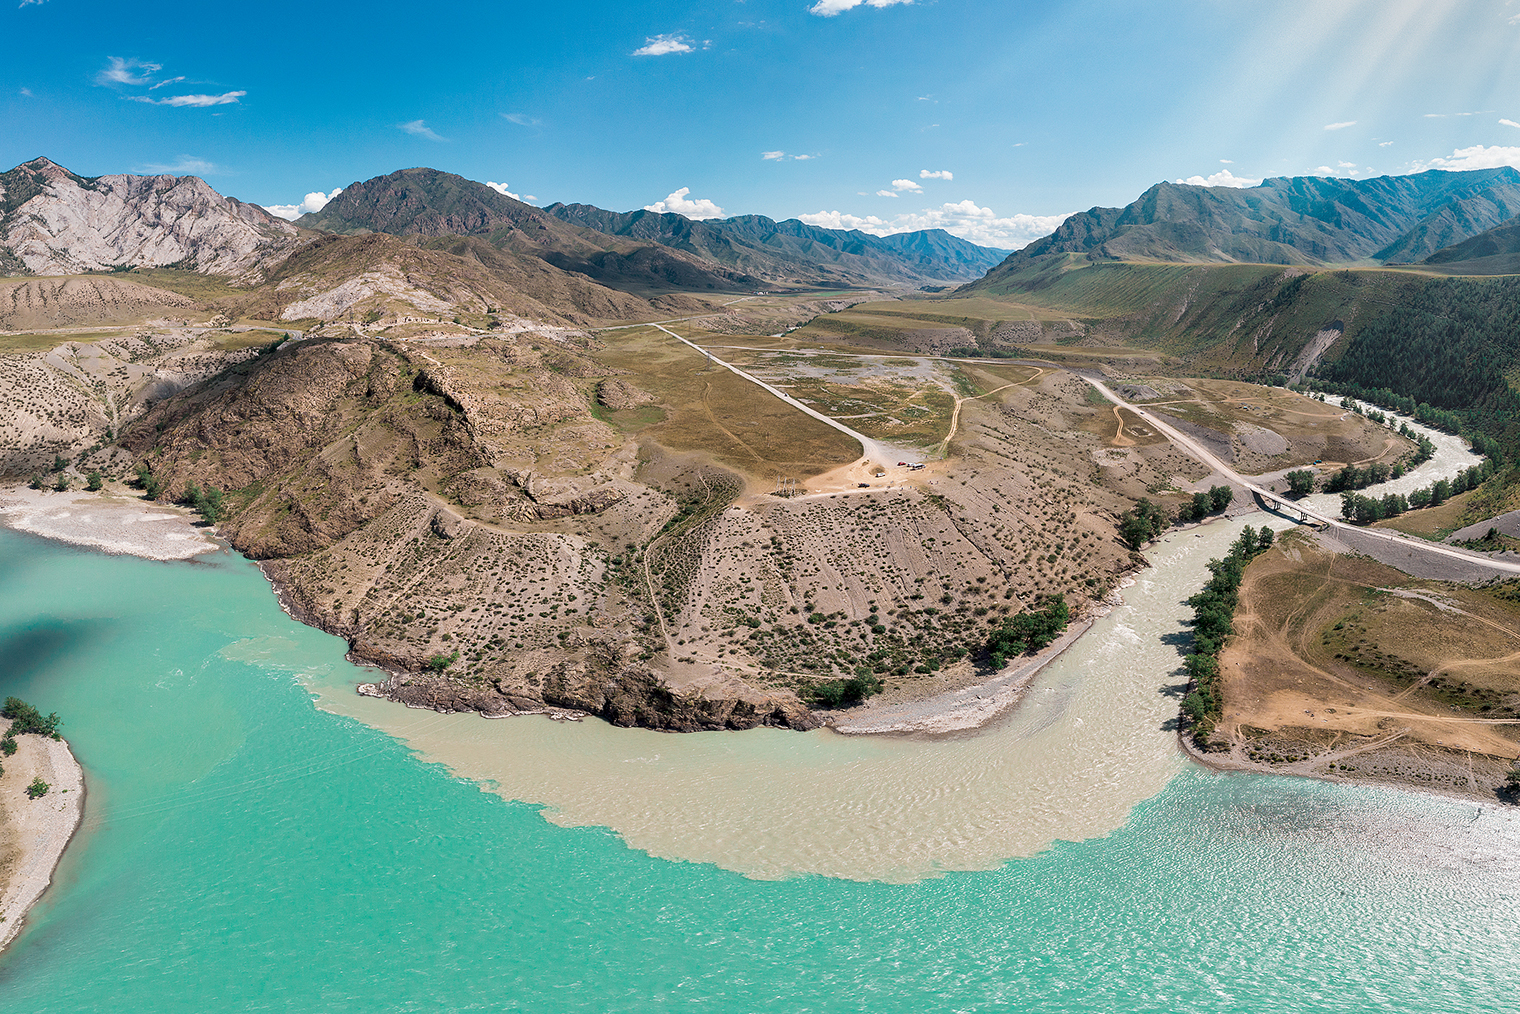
[{"left": 6, "top": 0, "right": 1520, "bottom": 248}]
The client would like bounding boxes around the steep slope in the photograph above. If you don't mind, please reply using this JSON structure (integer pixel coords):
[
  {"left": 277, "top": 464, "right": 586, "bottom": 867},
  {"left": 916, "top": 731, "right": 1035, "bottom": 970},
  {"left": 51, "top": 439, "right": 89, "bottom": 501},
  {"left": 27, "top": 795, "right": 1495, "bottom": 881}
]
[
  {"left": 1421, "top": 215, "right": 1520, "bottom": 274},
  {"left": 994, "top": 168, "right": 1520, "bottom": 268},
  {"left": 298, "top": 167, "right": 756, "bottom": 293},
  {"left": 236, "top": 232, "right": 655, "bottom": 326},
  {"left": 545, "top": 203, "right": 1008, "bottom": 285},
  {"left": 0, "top": 157, "right": 300, "bottom": 279}
]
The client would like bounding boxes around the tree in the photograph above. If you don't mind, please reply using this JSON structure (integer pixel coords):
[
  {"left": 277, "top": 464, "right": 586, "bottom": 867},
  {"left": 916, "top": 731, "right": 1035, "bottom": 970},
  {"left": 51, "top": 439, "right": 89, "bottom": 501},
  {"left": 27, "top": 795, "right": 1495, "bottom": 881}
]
[
  {"left": 86, "top": 471, "right": 104, "bottom": 491},
  {"left": 1257, "top": 527, "right": 1275, "bottom": 551},
  {"left": 1285, "top": 470, "right": 1316, "bottom": 497},
  {"left": 54, "top": 473, "right": 71, "bottom": 492},
  {"left": 51, "top": 454, "right": 69, "bottom": 473},
  {"left": 27, "top": 473, "right": 46, "bottom": 490},
  {"left": 1209, "top": 485, "right": 1234, "bottom": 512}
]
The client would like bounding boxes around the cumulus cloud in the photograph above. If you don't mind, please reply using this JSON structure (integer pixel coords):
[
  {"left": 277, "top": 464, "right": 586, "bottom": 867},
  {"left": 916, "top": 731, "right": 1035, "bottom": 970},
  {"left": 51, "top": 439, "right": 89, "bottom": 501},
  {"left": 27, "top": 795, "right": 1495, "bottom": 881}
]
[
  {"left": 1379, "top": 140, "right": 1394, "bottom": 147},
  {"left": 398, "top": 119, "right": 446, "bottom": 141},
  {"left": 1502, "top": 118, "right": 1520, "bottom": 129},
  {"left": 919, "top": 169, "right": 952, "bottom": 180},
  {"left": 263, "top": 188, "right": 344, "bottom": 221},
  {"left": 633, "top": 34, "right": 694, "bottom": 56},
  {"left": 1324, "top": 120, "right": 1357, "bottom": 131},
  {"left": 810, "top": 0, "right": 913, "bottom": 15},
  {"left": 1419, "top": 145, "right": 1520, "bottom": 172},
  {"left": 762, "top": 151, "right": 786, "bottom": 160},
  {"left": 799, "top": 200, "right": 1070, "bottom": 249},
  {"left": 96, "top": 57, "right": 162, "bottom": 86},
  {"left": 1173, "top": 168, "right": 1262, "bottom": 188},
  {"left": 128, "top": 91, "right": 245, "bottom": 107},
  {"left": 643, "top": 187, "right": 725, "bottom": 219},
  {"left": 891, "top": 178, "right": 923, "bottom": 192},
  {"left": 483, "top": 181, "right": 520, "bottom": 200}
]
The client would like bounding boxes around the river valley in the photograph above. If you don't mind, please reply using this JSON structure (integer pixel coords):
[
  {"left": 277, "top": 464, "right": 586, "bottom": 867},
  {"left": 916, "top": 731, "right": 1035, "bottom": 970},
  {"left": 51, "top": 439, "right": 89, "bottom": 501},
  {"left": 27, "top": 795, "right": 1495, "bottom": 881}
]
[{"left": 2, "top": 416, "right": 1518, "bottom": 1009}]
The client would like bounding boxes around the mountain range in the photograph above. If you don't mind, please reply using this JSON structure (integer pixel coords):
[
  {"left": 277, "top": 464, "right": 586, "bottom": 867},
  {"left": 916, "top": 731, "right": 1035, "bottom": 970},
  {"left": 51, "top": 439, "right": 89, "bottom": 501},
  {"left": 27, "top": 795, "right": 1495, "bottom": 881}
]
[{"left": 991, "top": 167, "right": 1520, "bottom": 271}]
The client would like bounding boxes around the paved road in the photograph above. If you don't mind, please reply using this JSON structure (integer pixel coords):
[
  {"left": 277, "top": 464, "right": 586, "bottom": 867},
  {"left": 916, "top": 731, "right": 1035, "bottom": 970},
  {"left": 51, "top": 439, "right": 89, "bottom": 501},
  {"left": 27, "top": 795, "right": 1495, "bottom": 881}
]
[{"left": 1082, "top": 377, "right": 1520, "bottom": 577}]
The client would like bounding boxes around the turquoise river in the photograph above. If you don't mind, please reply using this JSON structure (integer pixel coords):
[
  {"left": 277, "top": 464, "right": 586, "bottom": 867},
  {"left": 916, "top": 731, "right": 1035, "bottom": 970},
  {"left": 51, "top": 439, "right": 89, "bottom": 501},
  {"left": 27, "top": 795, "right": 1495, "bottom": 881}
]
[{"left": 1, "top": 513, "right": 1518, "bottom": 1012}]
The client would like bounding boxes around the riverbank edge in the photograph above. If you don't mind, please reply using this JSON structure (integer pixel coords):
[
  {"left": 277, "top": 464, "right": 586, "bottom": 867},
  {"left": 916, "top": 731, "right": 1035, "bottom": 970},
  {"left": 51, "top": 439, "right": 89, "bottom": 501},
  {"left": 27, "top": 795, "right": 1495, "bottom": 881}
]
[
  {"left": 1175, "top": 726, "right": 1516, "bottom": 808},
  {"left": 0, "top": 734, "right": 85, "bottom": 955},
  {"left": 0, "top": 484, "right": 221, "bottom": 562}
]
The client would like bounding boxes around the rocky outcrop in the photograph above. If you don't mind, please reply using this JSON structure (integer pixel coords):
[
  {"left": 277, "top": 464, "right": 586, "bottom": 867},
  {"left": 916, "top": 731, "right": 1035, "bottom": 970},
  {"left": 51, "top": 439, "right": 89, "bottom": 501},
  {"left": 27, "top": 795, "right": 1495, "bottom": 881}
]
[
  {"left": 0, "top": 157, "right": 299, "bottom": 279},
  {"left": 365, "top": 662, "right": 821, "bottom": 732}
]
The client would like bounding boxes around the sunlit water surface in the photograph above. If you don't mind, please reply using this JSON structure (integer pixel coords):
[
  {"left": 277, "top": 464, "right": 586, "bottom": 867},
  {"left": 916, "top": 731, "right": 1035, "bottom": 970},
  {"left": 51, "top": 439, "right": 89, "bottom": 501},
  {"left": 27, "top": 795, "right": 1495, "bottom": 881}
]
[{"left": 0, "top": 416, "right": 1511, "bottom": 1011}]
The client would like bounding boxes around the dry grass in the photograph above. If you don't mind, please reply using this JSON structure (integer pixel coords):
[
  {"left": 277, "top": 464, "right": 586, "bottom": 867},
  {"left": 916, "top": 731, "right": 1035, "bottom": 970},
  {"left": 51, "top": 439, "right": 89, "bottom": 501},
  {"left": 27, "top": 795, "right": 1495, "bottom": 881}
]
[{"left": 1214, "top": 530, "right": 1520, "bottom": 795}]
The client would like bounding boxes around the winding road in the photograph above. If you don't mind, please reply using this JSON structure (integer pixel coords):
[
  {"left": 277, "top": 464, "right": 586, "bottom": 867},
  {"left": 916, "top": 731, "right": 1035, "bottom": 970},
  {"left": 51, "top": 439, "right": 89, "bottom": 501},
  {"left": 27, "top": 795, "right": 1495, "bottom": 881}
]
[{"left": 1081, "top": 377, "right": 1520, "bottom": 577}]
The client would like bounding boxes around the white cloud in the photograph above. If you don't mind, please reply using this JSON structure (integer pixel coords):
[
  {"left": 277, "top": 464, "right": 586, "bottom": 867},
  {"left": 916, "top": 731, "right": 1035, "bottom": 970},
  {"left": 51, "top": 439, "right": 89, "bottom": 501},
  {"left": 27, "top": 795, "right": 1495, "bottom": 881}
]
[
  {"left": 1337, "top": 161, "right": 1358, "bottom": 170},
  {"left": 149, "top": 76, "right": 186, "bottom": 90},
  {"left": 524, "top": 195, "right": 537, "bottom": 202},
  {"left": 483, "top": 181, "right": 520, "bottom": 200},
  {"left": 762, "top": 151, "right": 786, "bottom": 160},
  {"left": 501, "top": 112, "right": 541, "bottom": 127},
  {"left": 142, "top": 155, "right": 220, "bottom": 176},
  {"left": 19, "top": 87, "right": 32, "bottom": 97},
  {"left": 792, "top": 154, "right": 815, "bottom": 160},
  {"left": 1379, "top": 140, "right": 1394, "bottom": 147},
  {"left": 876, "top": 190, "right": 898, "bottom": 198},
  {"left": 96, "top": 57, "right": 162, "bottom": 86},
  {"left": 1502, "top": 118, "right": 1520, "bottom": 129},
  {"left": 262, "top": 188, "right": 344, "bottom": 221},
  {"left": 128, "top": 91, "right": 245, "bottom": 107},
  {"left": 1419, "top": 145, "right": 1520, "bottom": 172},
  {"left": 398, "top": 119, "right": 445, "bottom": 141},
  {"left": 1219, "top": 159, "right": 1233, "bottom": 164},
  {"left": 643, "top": 187, "right": 726, "bottom": 219},
  {"left": 1174, "top": 169, "right": 1261, "bottom": 188},
  {"left": 799, "top": 200, "right": 1070, "bottom": 249},
  {"left": 633, "top": 34, "right": 694, "bottom": 56},
  {"left": 891, "top": 178, "right": 923, "bottom": 192},
  {"left": 919, "top": 169, "right": 952, "bottom": 180},
  {"left": 810, "top": 0, "right": 913, "bottom": 15},
  {"left": 1324, "top": 120, "right": 1357, "bottom": 131}
]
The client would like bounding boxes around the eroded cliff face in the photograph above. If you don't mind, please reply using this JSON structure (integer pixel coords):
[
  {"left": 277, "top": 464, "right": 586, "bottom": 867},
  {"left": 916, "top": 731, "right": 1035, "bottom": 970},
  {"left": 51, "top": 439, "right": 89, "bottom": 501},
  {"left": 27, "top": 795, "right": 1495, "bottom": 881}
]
[{"left": 0, "top": 159, "right": 299, "bottom": 279}]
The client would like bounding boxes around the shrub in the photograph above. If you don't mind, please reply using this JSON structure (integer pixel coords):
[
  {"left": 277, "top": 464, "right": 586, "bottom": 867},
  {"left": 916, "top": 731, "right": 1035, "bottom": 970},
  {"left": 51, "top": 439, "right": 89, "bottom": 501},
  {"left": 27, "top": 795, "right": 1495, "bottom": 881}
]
[
  {"left": 0, "top": 735, "right": 15, "bottom": 756},
  {"left": 2, "top": 697, "right": 61, "bottom": 737},
  {"left": 86, "top": 471, "right": 104, "bottom": 491},
  {"left": 26, "top": 777, "right": 49, "bottom": 799}
]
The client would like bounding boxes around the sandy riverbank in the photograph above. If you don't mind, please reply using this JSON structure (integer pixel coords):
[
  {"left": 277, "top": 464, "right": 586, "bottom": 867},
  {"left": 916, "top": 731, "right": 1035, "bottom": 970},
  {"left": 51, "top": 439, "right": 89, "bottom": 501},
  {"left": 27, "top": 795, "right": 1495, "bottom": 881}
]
[
  {"left": 0, "top": 723, "right": 84, "bottom": 954},
  {"left": 830, "top": 612, "right": 1104, "bottom": 735},
  {"left": 0, "top": 484, "right": 220, "bottom": 561}
]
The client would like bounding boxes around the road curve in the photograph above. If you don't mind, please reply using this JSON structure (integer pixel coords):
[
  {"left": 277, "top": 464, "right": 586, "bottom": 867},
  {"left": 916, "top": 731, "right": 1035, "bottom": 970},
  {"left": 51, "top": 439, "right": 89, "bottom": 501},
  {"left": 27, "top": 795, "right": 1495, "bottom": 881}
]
[{"left": 1081, "top": 377, "right": 1520, "bottom": 577}]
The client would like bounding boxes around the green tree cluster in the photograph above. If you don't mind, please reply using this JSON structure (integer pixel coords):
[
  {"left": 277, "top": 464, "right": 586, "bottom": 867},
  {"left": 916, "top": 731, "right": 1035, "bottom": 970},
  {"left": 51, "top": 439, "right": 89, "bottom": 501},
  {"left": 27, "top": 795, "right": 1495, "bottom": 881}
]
[
  {"left": 2, "top": 697, "right": 61, "bottom": 738},
  {"left": 1339, "top": 460, "right": 1498, "bottom": 524},
  {"left": 182, "top": 483, "right": 225, "bottom": 524},
  {"left": 1285, "top": 469, "right": 1317, "bottom": 497},
  {"left": 133, "top": 464, "right": 163, "bottom": 500},
  {"left": 1118, "top": 499, "right": 1169, "bottom": 549},
  {"left": 804, "top": 674, "right": 884, "bottom": 709},
  {"left": 1178, "top": 526, "right": 1275, "bottom": 748},
  {"left": 985, "top": 595, "right": 1070, "bottom": 670}
]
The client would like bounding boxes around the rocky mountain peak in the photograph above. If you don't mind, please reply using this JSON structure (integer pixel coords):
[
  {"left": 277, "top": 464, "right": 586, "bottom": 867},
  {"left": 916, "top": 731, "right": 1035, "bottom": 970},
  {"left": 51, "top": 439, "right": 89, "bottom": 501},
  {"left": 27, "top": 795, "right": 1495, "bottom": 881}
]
[{"left": 0, "top": 158, "right": 300, "bottom": 280}]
